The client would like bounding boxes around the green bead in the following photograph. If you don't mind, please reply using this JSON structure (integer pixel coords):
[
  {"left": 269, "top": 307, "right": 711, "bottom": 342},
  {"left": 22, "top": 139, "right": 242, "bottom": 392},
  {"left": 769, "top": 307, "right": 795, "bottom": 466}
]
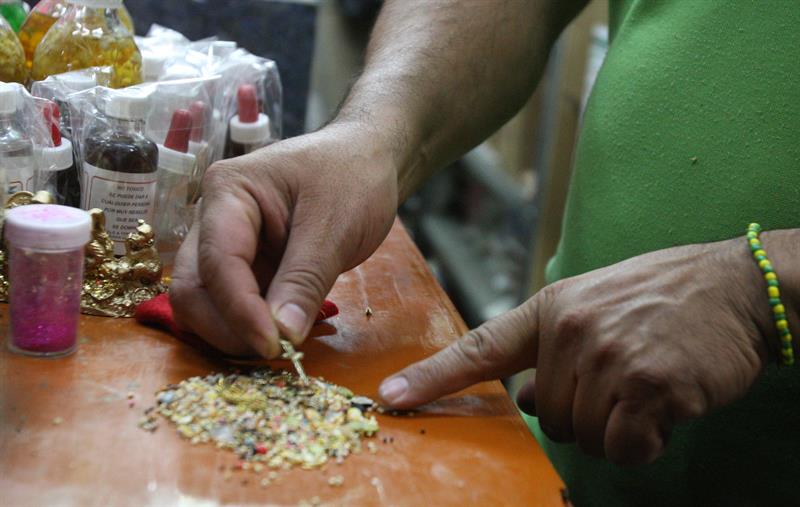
[
  {"left": 763, "top": 265, "right": 774, "bottom": 273},
  {"left": 747, "top": 231, "right": 758, "bottom": 239},
  {"left": 750, "top": 242, "right": 762, "bottom": 251},
  {"left": 768, "top": 279, "right": 780, "bottom": 287},
  {"left": 769, "top": 298, "right": 782, "bottom": 306},
  {"left": 780, "top": 328, "right": 792, "bottom": 336}
]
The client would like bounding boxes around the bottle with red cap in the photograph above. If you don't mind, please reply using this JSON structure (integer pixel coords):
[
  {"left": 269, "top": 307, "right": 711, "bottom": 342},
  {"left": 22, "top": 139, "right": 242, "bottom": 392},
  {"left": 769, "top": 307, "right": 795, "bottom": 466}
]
[
  {"left": 154, "top": 108, "right": 196, "bottom": 265},
  {"left": 224, "top": 83, "right": 272, "bottom": 158},
  {"left": 36, "top": 101, "right": 80, "bottom": 207}
]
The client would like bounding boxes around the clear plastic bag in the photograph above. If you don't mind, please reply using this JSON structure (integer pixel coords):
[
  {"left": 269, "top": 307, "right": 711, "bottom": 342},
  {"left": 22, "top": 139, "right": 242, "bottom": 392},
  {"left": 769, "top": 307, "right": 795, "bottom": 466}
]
[
  {"left": 0, "top": 82, "right": 59, "bottom": 206},
  {"left": 66, "top": 76, "right": 222, "bottom": 264}
]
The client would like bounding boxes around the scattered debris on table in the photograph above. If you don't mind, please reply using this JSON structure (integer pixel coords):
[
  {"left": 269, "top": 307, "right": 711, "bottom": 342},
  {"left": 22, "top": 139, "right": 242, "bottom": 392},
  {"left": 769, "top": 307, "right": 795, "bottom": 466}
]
[
  {"left": 328, "top": 475, "right": 344, "bottom": 487},
  {"left": 365, "top": 306, "right": 373, "bottom": 317},
  {"left": 52, "top": 416, "right": 63, "bottom": 425},
  {"left": 138, "top": 369, "right": 380, "bottom": 471}
]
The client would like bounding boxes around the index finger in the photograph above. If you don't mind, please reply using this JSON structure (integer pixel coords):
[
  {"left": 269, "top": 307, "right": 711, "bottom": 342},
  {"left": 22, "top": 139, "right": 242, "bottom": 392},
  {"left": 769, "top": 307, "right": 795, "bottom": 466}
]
[
  {"left": 197, "top": 187, "right": 280, "bottom": 358},
  {"left": 378, "top": 302, "right": 540, "bottom": 409}
]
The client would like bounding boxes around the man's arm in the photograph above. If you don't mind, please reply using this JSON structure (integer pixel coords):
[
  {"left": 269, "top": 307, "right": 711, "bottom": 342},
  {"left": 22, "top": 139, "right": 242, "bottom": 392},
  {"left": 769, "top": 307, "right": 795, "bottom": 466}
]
[
  {"left": 172, "top": 0, "right": 588, "bottom": 356},
  {"left": 337, "top": 0, "right": 589, "bottom": 200}
]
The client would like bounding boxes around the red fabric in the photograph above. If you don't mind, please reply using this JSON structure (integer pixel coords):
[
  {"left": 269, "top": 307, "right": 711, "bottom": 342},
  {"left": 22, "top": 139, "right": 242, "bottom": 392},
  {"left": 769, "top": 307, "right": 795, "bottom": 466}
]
[{"left": 135, "top": 293, "right": 339, "bottom": 346}]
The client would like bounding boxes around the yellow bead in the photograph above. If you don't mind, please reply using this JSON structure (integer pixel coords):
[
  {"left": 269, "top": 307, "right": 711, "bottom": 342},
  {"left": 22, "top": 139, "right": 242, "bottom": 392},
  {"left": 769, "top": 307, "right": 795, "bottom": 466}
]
[
  {"left": 777, "top": 320, "right": 789, "bottom": 331},
  {"left": 759, "top": 259, "right": 772, "bottom": 270},
  {"left": 768, "top": 286, "right": 780, "bottom": 298},
  {"left": 749, "top": 238, "right": 761, "bottom": 247},
  {"left": 754, "top": 249, "right": 766, "bottom": 258},
  {"left": 765, "top": 272, "right": 777, "bottom": 281},
  {"left": 773, "top": 304, "right": 786, "bottom": 314}
]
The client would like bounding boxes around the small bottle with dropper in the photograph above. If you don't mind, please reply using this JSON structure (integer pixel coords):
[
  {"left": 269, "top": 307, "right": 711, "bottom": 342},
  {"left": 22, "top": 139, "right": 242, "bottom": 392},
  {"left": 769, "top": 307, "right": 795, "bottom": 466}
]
[
  {"left": 154, "top": 108, "right": 195, "bottom": 266},
  {"left": 36, "top": 102, "right": 79, "bottom": 207},
  {"left": 82, "top": 89, "right": 158, "bottom": 255},
  {"left": 225, "top": 84, "right": 271, "bottom": 158},
  {"left": 0, "top": 83, "right": 35, "bottom": 200}
]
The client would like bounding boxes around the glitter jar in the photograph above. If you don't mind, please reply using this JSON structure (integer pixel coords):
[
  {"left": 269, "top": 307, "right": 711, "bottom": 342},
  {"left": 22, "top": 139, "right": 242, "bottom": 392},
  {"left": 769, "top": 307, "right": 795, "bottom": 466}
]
[{"left": 5, "top": 204, "right": 91, "bottom": 357}]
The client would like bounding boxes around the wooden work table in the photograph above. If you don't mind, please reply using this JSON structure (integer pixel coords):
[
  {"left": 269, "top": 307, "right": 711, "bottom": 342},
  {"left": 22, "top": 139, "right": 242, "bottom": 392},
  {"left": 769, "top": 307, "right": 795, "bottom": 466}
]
[{"left": 0, "top": 220, "right": 565, "bottom": 507}]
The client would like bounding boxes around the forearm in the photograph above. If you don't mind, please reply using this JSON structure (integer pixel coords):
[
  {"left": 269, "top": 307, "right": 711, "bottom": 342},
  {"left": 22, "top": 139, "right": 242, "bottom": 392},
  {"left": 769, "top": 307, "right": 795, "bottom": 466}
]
[{"left": 334, "top": 0, "right": 587, "bottom": 201}]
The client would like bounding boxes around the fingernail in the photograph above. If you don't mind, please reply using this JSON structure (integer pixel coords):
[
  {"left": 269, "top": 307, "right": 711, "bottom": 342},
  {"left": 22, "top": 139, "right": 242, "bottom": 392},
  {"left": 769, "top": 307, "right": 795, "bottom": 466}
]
[
  {"left": 275, "top": 303, "right": 306, "bottom": 339},
  {"left": 379, "top": 376, "right": 408, "bottom": 404}
]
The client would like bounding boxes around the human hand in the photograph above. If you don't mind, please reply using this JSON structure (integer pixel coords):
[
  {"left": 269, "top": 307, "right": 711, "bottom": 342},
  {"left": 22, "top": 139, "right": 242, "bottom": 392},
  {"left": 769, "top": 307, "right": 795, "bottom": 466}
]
[
  {"left": 379, "top": 238, "right": 777, "bottom": 465},
  {"left": 171, "top": 123, "right": 399, "bottom": 358}
]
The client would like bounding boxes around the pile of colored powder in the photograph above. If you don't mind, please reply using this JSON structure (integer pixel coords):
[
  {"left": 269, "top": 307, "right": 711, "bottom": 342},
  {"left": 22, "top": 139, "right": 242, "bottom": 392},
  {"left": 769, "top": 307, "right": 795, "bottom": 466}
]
[{"left": 138, "top": 369, "right": 379, "bottom": 470}]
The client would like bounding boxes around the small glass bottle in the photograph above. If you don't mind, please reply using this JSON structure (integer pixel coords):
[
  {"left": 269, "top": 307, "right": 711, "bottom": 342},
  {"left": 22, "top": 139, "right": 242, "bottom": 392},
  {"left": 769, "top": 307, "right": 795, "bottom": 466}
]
[
  {"left": 0, "top": 14, "right": 26, "bottom": 83},
  {"left": 154, "top": 108, "right": 195, "bottom": 266},
  {"left": 37, "top": 102, "right": 79, "bottom": 206},
  {"left": 225, "top": 84, "right": 271, "bottom": 158},
  {"left": 5, "top": 204, "right": 91, "bottom": 357},
  {"left": 82, "top": 89, "right": 158, "bottom": 255},
  {"left": 31, "top": 0, "right": 142, "bottom": 89},
  {"left": 0, "top": 84, "right": 35, "bottom": 199},
  {"left": 18, "top": 0, "right": 133, "bottom": 71},
  {"left": 0, "top": 0, "right": 26, "bottom": 32}
]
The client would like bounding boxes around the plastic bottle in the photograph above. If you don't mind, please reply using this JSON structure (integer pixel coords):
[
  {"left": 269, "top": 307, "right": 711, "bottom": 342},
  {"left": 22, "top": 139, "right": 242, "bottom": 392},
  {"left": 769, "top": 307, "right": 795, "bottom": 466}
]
[
  {"left": 0, "top": 0, "right": 26, "bottom": 32},
  {"left": 82, "top": 89, "right": 158, "bottom": 255},
  {"left": 154, "top": 108, "right": 195, "bottom": 265},
  {"left": 36, "top": 102, "right": 79, "bottom": 206},
  {"left": 225, "top": 84, "right": 271, "bottom": 158},
  {"left": 50, "top": 70, "right": 97, "bottom": 138},
  {"left": 5, "top": 204, "right": 91, "bottom": 357},
  {"left": 31, "top": 0, "right": 141, "bottom": 89},
  {"left": 0, "top": 14, "right": 26, "bottom": 83},
  {"left": 0, "top": 84, "right": 35, "bottom": 200},
  {"left": 19, "top": 0, "right": 133, "bottom": 71}
]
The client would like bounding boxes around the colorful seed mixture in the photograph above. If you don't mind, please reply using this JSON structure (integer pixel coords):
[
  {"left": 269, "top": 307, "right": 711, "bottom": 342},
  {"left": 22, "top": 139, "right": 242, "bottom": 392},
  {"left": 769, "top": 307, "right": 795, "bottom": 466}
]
[{"left": 138, "top": 369, "right": 380, "bottom": 470}]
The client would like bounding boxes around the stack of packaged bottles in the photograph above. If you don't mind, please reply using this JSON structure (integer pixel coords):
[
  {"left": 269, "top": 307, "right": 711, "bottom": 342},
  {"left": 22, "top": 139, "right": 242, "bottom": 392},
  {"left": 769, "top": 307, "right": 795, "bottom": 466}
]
[{"left": 0, "top": 3, "right": 283, "bottom": 270}]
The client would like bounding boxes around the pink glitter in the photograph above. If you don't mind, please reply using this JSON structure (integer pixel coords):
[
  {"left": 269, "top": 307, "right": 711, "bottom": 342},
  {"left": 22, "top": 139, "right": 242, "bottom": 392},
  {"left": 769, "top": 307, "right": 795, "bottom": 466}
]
[{"left": 8, "top": 245, "right": 84, "bottom": 356}]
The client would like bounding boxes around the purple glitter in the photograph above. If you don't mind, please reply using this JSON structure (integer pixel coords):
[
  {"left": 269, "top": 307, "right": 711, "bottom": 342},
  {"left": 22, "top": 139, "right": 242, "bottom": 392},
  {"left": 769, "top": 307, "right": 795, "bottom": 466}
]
[{"left": 8, "top": 244, "right": 84, "bottom": 356}]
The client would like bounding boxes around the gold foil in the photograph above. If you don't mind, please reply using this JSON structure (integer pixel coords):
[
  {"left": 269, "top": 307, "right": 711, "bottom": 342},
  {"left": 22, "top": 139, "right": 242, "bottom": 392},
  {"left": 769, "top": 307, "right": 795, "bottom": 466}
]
[{"left": 0, "top": 192, "right": 166, "bottom": 317}]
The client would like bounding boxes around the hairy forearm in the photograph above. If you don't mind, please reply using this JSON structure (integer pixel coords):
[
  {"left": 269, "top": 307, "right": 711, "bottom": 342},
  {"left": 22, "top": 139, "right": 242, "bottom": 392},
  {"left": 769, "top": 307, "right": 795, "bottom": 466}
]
[{"left": 334, "top": 0, "right": 588, "bottom": 201}]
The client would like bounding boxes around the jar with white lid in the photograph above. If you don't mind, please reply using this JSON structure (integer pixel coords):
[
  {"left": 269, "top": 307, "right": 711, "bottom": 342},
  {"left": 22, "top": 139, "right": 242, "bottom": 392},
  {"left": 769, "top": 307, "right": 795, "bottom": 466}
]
[{"left": 5, "top": 204, "right": 91, "bottom": 357}]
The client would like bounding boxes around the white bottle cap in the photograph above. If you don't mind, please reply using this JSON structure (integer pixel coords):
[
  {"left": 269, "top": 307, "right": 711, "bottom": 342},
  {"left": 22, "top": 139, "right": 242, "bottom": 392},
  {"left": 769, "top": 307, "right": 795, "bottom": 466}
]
[
  {"left": 54, "top": 71, "right": 97, "bottom": 91},
  {"left": 0, "top": 83, "right": 18, "bottom": 115},
  {"left": 158, "top": 145, "right": 196, "bottom": 175},
  {"left": 104, "top": 89, "right": 150, "bottom": 120},
  {"left": 66, "top": 0, "right": 123, "bottom": 8},
  {"left": 39, "top": 138, "right": 74, "bottom": 172},
  {"left": 141, "top": 51, "right": 167, "bottom": 82},
  {"left": 230, "top": 113, "right": 271, "bottom": 146},
  {"left": 5, "top": 204, "right": 91, "bottom": 251}
]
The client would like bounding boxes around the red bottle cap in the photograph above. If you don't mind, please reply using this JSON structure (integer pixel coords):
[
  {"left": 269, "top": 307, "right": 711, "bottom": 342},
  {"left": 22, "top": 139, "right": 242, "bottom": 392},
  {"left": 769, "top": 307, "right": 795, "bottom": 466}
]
[
  {"left": 43, "top": 101, "right": 62, "bottom": 147},
  {"left": 189, "top": 101, "right": 206, "bottom": 142},
  {"left": 237, "top": 84, "right": 259, "bottom": 123},
  {"left": 164, "top": 109, "right": 193, "bottom": 153}
]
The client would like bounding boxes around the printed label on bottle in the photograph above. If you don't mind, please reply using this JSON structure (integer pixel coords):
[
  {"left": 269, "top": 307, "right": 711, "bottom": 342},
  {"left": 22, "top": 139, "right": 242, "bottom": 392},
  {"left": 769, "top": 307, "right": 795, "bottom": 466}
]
[
  {"left": 82, "top": 163, "right": 157, "bottom": 256},
  {"left": 3, "top": 157, "right": 35, "bottom": 195}
]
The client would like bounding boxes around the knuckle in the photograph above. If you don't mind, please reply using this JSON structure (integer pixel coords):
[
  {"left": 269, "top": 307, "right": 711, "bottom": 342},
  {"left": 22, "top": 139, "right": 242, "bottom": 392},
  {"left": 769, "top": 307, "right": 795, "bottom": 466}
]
[
  {"left": 455, "top": 326, "right": 500, "bottom": 377},
  {"left": 553, "top": 308, "right": 590, "bottom": 339},
  {"left": 275, "top": 264, "right": 331, "bottom": 307},
  {"left": 623, "top": 364, "right": 671, "bottom": 398}
]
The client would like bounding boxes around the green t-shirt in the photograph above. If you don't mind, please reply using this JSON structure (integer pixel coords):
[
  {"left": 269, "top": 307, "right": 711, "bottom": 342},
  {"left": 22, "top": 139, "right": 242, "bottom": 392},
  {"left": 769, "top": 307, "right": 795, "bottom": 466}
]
[{"left": 525, "top": 1, "right": 800, "bottom": 505}]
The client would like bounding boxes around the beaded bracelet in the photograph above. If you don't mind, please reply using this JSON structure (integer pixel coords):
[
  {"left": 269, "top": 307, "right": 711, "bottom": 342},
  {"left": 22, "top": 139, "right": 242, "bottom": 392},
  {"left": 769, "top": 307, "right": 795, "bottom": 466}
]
[{"left": 747, "top": 223, "right": 794, "bottom": 366}]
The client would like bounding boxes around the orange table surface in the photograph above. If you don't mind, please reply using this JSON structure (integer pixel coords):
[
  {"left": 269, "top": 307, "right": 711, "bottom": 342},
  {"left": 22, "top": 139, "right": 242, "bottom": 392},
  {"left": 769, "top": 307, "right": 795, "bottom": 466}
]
[{"left": 0, "top": 220, "right": 565, "bottom": 507}]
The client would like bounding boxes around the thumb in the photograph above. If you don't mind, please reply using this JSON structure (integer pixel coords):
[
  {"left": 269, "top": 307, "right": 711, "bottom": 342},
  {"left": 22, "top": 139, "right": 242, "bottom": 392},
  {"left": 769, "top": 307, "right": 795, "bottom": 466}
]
[
  {"left": 378, "top": 301, "right": 540, "bottom": 409},
  {"left": 265, "top": 221, "right": 342, "bottom": 345}
]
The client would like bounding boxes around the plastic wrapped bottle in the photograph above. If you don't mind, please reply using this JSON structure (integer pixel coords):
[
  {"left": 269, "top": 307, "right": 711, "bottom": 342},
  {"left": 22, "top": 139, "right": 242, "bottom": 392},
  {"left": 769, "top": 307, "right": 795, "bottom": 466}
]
[
  {"left": 0, "top": 0, "right": 26, "bottom": 32},
  {"left": 154, "top": 108, "right": 195, "bottom": 265},
  {"left": 82, "top": 90, "right": 158, "bottom": 255},
  {"left": 31, "top": 0, "right": 141, "bottom": 89},
  {"left": 0, "top": 14, "right": 26, "bottom": 83},
  {"left": 225, "top": 84, "right": 271, "bottom": 158},
  {"left": 19, "top": 0, "right": 134, "bottom": 72},
  {"left": 0, "top": 84, "right": 35, "bottom": 199},
  {"left": 36, "top": 102, "right": 79, "bottom": 206}
]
